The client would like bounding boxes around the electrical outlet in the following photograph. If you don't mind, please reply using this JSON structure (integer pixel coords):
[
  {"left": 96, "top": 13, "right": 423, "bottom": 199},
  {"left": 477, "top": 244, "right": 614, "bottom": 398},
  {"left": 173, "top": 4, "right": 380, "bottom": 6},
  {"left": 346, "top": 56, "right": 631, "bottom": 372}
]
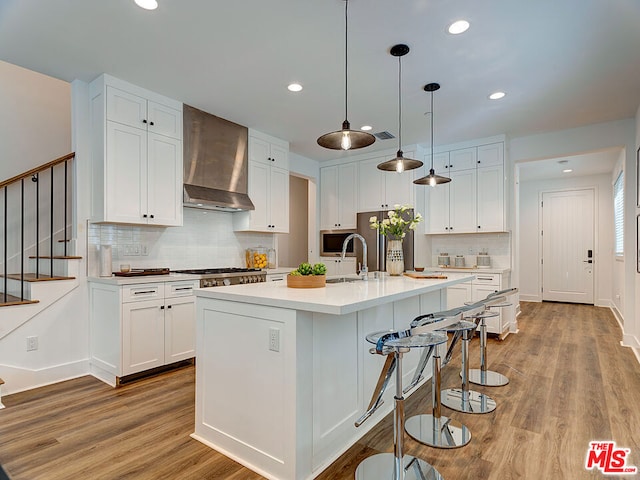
[
  {"left": 132, "top": 244, "right": 140, "bottom": 255},
  {"left": 26, "top": 336, "right": 38, "bottom": 351},
  {"left": 269, "top": 327, "right": 280, "bottom": 352},
  {"left": 141, "top": 244, "right": 149, "bottom": 256}
]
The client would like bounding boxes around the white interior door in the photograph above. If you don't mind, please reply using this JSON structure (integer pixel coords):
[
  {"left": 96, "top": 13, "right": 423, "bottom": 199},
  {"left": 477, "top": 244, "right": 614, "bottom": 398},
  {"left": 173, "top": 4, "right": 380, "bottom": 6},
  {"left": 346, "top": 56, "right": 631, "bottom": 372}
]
[{"left": 542, "top": 189, "right": 594, "bottom": 304}]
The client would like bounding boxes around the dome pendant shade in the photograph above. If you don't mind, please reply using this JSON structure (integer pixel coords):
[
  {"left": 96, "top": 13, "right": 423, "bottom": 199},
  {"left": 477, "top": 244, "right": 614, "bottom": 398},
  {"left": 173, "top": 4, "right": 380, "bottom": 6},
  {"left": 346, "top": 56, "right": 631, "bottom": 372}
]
[
  {"left": 317, "top": 0, "right": 375, "bottom": 151},
  {"left": 377, "top": 44, "right": 422, "bottom": 173},
  {"left": 414, "top": 168, "right": 452, "bottom": 186},
  {"left": 414, "top": 82, "right": 451, "bottom": 186},
  {"left": 377, "top": 150, "right": 423, "bottom": 173},
  {"left": 317, "top": 120, "right": 376, "bottom": 150}
]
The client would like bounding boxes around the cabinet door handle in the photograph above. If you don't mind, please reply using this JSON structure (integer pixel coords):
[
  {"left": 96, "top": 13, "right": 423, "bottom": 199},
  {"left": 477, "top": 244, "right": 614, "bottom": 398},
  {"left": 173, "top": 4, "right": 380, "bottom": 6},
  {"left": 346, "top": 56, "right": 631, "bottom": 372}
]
[
  {"left": 150, "top": 121, "right": 155, "bottom": 126},
  {"left": 150, "top": 214, "right": 154, "bottom": 219},
  {"left": 142, "top": 119, "right": 148, "bottom": 124},
  {"left": 160, "top": 305, "right": 165, "bottom": 309},
  {"left": 167, "top": 305, "right": 172, "bottom": 309},
  {"left": 143, "top": 214, "right": 148, "bottom": 218}
]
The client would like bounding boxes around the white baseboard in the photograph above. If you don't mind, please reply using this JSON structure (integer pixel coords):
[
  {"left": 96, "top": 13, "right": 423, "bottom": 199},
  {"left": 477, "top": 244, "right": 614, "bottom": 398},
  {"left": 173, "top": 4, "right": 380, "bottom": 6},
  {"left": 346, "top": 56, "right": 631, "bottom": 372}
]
[
  {"left": 0, "top": 359, "right": 89, "bottom": 396},
  {"left": 519, "top": 295, "right": 541, "bottom": 303}
]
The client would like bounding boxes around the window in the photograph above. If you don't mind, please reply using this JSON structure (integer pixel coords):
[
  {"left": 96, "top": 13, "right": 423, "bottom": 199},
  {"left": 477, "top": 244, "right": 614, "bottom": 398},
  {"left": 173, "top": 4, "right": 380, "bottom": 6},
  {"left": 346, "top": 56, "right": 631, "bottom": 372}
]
[{"left": 614, "top": 171, "right": 624, "bottom": 256}]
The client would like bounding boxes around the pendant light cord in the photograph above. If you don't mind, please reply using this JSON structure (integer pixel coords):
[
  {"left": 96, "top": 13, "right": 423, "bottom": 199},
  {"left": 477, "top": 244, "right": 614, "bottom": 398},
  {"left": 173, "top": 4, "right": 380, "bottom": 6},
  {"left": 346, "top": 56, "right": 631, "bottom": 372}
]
[
  {"left": 344, "top": 0, "right": 349, "bottom": 122},
  {"left": 398, "top": 55, "right": 402, "bottom": 151},
  {"left": 430, "top": 89, "right": 434, "bottom": 169}
]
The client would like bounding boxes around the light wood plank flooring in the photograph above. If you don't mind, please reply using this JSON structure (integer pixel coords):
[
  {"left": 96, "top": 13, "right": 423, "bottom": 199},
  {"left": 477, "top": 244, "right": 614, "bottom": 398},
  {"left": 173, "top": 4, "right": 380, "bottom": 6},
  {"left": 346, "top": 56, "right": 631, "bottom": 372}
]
[{"left": 1, "top": 302, "right": 639, "bottom": 479}]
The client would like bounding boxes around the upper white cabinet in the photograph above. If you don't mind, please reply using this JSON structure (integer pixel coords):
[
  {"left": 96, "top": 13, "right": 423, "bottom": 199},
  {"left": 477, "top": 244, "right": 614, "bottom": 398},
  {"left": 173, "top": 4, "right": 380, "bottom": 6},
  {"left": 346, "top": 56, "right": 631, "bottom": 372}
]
[
  {"left": 425, "top": 142, "right": 505, "bottom": 234},
  {"left": 358, "top": 155, "right": 415, "bottom": 212},
  {"left": 234, "top": 131, "right": 289, "bottom": 233},
  {"left": 90, "top": 74, "right": 183, "bottom": 226},
  {"left": 320, "top": 163, "right": 358, "bottom": 230}
]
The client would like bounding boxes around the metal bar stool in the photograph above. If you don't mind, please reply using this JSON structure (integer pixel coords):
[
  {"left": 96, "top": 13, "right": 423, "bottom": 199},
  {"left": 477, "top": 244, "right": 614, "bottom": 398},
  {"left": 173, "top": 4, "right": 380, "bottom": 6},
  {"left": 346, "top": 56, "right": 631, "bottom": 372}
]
[
  {"left": 467, "top": 288, "right": 518, "bottom": 387},
  {"left": 354, "top": 321, "right": 452, "bottom": 480},
  {"left": 403, "top": 311, "right": 473, "bottom": 449},
  {"left": 439, "top": 312, "right": 496, "bottom": 415}
]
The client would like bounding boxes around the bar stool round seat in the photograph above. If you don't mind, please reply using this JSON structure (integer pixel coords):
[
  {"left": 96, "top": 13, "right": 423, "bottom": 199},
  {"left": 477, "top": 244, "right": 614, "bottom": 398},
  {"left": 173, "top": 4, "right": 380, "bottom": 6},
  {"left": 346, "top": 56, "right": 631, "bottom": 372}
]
[
  {"left": 466, "top": 310, "right": 509, "bottom": 387},
  {"left": 355, "top": 329, "right": 448, "bottom": 480},
  {"left": 439, "top": 320, "right": 496, "bottom": 414}
]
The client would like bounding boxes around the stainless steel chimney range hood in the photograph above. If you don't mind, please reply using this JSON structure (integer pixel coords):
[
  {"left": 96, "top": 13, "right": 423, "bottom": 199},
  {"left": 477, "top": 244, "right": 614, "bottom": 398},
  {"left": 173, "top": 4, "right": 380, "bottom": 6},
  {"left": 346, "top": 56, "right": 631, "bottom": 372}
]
[{"left": 182, "top": 104, "right": 254, "bottom": 212}]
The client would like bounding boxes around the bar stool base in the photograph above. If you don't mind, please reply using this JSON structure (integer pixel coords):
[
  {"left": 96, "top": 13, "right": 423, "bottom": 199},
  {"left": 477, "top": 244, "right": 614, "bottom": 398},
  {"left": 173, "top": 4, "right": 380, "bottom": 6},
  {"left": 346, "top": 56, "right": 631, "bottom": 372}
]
[
  {"left": 405, "top": 414, "right": 471, "bottom": 448},
  {"left": 355, "top": 453, "right": 443, "bottom": 480},
  {"left": 468, "top": 368, "right": 509, "bottom": 387},
  {"left": 441, "top": 388, "right": 496, "bottom": 414}
]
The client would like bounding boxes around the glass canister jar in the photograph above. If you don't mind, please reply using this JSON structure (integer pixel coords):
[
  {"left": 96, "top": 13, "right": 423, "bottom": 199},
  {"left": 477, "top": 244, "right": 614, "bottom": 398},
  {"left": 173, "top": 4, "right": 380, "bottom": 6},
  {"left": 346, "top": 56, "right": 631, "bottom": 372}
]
[
  {"left": 267, "top": 248, "right": 277, "bottom": 269},
  {"left": 246, "top": 247, "right": 268, "bottom": 269}
]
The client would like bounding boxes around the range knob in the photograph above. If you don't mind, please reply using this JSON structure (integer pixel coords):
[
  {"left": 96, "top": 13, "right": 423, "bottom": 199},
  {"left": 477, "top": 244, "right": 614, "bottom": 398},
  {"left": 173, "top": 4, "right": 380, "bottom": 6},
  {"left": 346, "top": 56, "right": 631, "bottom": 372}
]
[{"left": 223, "top": 278, "right": 231, "bottom": 286}]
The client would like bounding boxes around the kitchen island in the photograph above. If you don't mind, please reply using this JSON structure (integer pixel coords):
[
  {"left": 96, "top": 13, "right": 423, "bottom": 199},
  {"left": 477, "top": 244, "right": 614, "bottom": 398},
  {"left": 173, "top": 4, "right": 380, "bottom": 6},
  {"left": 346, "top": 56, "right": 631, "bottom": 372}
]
[{"left": 192, "top": 273, "right": 473, "bottom": 480}]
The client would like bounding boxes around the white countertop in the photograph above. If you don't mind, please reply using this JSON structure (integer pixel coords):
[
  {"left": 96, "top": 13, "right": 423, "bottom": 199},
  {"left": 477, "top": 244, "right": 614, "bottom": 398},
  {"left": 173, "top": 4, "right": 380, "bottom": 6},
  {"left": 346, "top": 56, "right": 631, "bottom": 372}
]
[
  {"left": 88, "top": 273, "right": 200, "bottom": 285},
  {"left": 195, "top": 273, "right": 474, "bottom": 315}
]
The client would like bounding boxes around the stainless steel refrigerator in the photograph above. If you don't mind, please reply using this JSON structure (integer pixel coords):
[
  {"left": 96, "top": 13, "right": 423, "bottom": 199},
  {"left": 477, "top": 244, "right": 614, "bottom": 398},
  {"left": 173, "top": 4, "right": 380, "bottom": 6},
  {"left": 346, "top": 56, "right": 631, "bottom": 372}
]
[{"left": 355, "top": 210, "right": 414, "bottom": 273}]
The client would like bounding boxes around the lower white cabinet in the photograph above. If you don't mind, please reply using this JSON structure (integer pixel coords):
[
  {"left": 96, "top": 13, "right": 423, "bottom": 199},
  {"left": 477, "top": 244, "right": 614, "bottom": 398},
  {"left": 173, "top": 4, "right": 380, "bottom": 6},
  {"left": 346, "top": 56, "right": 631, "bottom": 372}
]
[
  {"left": 90, "top": 279, "right": 198, "bottom": 385},
  {"left": 321, "top": 257, "right": 357, "bottom": 277},
  {"left": 441, "top": 271, "right": 513, "bottom": 335}
]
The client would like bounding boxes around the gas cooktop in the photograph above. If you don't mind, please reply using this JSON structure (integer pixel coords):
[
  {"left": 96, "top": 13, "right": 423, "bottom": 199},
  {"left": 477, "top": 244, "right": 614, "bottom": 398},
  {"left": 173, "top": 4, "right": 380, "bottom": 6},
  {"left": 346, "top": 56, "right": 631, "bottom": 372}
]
[{"left": 173, "top": 267, "right": 262, "bottom": 275}]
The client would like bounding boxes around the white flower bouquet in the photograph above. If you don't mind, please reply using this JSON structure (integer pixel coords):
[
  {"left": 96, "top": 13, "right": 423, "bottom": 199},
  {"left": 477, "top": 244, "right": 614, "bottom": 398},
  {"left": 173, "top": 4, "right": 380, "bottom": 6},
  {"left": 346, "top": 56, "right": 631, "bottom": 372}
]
[{"left": 369, "top": 204, "right": 423, "bottom": 239}]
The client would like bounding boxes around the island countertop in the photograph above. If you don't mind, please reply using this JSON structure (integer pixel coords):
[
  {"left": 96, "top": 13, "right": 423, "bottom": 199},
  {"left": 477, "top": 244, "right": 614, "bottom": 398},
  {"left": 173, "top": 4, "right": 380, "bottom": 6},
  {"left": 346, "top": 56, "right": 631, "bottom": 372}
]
[{"left": 194, "top": 273, "right": 473, "bottom": 315}]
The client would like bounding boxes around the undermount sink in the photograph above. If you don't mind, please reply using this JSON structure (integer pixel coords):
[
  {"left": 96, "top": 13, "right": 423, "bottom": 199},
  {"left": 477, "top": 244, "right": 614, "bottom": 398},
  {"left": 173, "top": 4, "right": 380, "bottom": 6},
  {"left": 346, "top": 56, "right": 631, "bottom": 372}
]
[{"left": 326, "top": 277, "right": 362, "bottom": 284}]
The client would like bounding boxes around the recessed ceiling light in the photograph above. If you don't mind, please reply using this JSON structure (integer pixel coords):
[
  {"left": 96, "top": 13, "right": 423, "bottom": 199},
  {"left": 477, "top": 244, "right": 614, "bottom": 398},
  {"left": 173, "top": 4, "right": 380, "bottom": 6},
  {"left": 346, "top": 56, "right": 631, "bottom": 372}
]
[
  {"left": 448, "top": 20, "right": 470, "bottom": 35},
  {"left": 562, "top": 169, "right": 573, "bottom": 173},
  {"left": 135, "top": 0, "right": 158, "bottom": 10},
  {"left": 489, "top": 91, "right": 506, "bottom": 100},
  {"left": 361, "top": 125, "right": 372, "bottom": 131},
  {"left": 287, "top": 83, "right": 303, "bottom": 92}
]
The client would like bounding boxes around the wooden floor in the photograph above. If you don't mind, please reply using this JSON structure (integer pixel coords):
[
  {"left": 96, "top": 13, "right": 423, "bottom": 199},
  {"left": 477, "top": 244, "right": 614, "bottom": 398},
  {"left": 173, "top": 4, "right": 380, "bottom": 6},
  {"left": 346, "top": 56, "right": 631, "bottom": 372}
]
[{"left": 1, "top": 302, "right": 639, "bottom": 479}]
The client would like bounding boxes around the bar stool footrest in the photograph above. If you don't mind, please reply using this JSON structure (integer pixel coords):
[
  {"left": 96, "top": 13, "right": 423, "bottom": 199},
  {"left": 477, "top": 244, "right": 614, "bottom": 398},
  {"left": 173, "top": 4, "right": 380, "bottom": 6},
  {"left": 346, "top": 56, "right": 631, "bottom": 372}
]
[
  {"left": 355, "top": 453, "right": 443, "bottom": 480},
  {"left": 405, "top": 414, "right": 471, "bottom": 449}
]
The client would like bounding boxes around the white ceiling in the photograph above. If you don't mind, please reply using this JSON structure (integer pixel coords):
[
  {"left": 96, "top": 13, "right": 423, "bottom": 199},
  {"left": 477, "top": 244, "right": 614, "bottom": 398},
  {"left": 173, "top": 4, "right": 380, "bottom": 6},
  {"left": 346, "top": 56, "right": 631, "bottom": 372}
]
[
  {"left": 517, "top": 148, "right": 621, "bottom": 182},
  {"left": 1, "top": 0, "right": 639, "bottom": 171}
]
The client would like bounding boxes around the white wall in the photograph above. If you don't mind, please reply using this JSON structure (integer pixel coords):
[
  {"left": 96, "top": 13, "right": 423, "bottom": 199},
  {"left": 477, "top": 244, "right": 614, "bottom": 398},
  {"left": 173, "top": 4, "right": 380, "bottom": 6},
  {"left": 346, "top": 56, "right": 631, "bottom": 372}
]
[
  {"left": 518, "top": 173, "right": 613, "bottom": 305},
  {"left": 509, "top": 118, "right": 637, "bottom": 351},
  {"left": 0, "top": 61, "right": 71, "bottom": 178},
  {"left": 611, "top": 151, "right": 625, "bottom": 317}
]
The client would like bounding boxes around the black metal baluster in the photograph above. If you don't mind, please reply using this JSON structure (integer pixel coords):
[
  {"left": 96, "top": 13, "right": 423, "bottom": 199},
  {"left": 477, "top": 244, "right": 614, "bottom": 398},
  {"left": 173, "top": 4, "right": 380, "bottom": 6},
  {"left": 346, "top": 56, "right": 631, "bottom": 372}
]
[
  {"left": 50, "top": 166, "right": 53, "bottom": 277},
  {"left": 64, "top": 161, "right": 68, "bottom": 256},
  {"left": 21, "top": 178, "right": 24, "bottom": 300},
  {"left": 34, "top": 173, "right": 39, "bottom": 278},
  {"left": 4, "top": 187, "right": 7, "bottom": 303}
]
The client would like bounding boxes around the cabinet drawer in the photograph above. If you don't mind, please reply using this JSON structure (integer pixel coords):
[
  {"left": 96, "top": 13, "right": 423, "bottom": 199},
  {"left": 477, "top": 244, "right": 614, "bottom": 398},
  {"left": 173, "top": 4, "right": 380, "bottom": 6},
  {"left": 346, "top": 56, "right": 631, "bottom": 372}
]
[
  {"left": 165, "top": 280, "right": 199, "bottom": 298},
  {"left": 473, "top": 274, "right": 499, "bottom": 286},
  {"left": 122, "top": 283, "right": 164, "bottom": 303}
]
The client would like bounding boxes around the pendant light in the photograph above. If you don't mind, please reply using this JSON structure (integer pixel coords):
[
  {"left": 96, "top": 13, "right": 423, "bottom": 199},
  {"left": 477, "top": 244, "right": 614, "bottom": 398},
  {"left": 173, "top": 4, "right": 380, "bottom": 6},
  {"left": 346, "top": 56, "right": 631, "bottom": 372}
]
[
  {"left": 317, "top": 0, "right": 375, "bottom": 151},
  {"left": 414, "top": 83, "right": 451, "bottom": 186},
  {"left": 377, "top": 44, "right": 423, "bottom": 173}
]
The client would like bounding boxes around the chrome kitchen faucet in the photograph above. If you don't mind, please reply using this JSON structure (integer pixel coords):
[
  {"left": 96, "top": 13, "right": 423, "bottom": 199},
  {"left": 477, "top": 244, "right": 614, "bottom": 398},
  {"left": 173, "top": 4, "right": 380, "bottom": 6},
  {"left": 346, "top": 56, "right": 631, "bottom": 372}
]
[{"left": 342, "top": 233, "right": 368, "bottom": 280}]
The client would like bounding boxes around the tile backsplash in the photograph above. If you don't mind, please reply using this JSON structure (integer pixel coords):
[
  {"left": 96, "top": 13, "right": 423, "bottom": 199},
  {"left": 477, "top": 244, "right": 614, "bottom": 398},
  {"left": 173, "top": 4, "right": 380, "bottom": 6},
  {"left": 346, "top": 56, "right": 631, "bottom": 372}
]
[
  {"left": 87, "top": 208, "right": 274, "bottom": 276},
  {"left": 429, "top": 232, "right": 511, "bottom": 269}
]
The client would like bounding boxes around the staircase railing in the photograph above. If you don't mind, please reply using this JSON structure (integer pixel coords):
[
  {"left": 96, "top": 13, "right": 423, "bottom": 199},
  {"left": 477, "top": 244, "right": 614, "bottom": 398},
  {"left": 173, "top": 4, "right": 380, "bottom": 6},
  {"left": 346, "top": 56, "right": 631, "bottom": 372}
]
[{"left": 0, "top": 152, "right": 75, "bottom": 303}]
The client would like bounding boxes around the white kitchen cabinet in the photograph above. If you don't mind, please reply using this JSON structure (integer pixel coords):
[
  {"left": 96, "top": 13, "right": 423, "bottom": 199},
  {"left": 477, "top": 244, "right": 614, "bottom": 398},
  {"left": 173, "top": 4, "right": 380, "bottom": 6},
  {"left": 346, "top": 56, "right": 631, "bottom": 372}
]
[
  {"left": 234, "top": 131, "right": 289, "bottom": 233},
  {"left": 320, "top": 163, "right": 358, "bottom": 229},
  {"left": 90, "top": 74, "right": 183, "bottom": 226},
  {"left": 358, "top": 156, "right": 415, "bottom": 212},
  {"left": 425, "top": 142, "right": 505, "bottom": 234},
  {"left": 321, "top": 257, "right": 357, "bottom": 277},
  {"left": 89, "top": 279, "right": 198, "bottom": 385},
  {"left": 249, "top": 134, "right": 289, "bottom": 169}
]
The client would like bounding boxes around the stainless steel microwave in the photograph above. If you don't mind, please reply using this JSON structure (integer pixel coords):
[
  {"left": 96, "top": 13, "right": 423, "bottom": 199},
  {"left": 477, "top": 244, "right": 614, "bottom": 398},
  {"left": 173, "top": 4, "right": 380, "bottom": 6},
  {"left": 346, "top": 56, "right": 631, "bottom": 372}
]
[{"left": 320, "top": 230, "right": 357, "bottom": 257}]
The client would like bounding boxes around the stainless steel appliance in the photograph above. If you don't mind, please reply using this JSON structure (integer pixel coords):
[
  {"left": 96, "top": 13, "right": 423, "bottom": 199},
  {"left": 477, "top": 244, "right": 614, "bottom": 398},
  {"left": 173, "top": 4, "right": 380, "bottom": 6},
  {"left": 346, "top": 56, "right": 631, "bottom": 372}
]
[
  {"left": 355, "top": 211, "right": 414, "bottom": 272},
  {"left": 320, "top": 230, "right": 357, "bottom": 257},
  {"left": 173, "top": 267, "right": 266, "bottom": 287},
  {"left": 182, "top": 104, "right": 254, "bottom": 212}
]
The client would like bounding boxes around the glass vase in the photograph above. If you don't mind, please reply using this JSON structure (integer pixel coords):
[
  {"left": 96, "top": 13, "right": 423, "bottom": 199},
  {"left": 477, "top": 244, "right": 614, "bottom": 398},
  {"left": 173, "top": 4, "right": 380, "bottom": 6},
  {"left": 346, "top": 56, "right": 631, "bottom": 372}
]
[{"left": 386, "top": 238, "right": 404, "bottom": 276}]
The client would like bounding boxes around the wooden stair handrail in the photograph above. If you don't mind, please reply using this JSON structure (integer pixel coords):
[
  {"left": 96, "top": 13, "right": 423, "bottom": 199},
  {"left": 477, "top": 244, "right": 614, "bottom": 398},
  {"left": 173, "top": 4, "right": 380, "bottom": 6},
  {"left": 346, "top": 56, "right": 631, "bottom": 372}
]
[{"left": 0, "top": 152, "right": 75, "bottom": 190}]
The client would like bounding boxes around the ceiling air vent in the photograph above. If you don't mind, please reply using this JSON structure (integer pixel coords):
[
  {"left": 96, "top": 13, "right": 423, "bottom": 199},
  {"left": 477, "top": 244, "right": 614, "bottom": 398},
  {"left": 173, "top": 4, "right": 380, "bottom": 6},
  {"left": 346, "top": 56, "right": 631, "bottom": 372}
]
[{"left": 373, "top": 131, "right": 395, "bottom": 140}]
